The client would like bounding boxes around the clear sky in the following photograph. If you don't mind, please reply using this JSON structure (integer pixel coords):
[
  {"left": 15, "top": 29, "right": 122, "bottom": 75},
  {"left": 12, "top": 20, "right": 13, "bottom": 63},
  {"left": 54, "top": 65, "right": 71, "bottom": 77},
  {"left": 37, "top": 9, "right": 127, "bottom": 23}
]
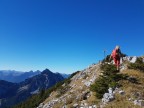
[{"left": 0, "top": 0, "right": 144, "bottom": 74}]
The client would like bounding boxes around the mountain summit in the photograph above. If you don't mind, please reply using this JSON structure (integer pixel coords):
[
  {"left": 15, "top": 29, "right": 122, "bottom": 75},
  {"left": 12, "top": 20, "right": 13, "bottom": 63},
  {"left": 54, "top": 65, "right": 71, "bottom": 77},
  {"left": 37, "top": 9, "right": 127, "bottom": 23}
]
[{"left": 0, "top": 69, "right": 64, "bottom": 108}]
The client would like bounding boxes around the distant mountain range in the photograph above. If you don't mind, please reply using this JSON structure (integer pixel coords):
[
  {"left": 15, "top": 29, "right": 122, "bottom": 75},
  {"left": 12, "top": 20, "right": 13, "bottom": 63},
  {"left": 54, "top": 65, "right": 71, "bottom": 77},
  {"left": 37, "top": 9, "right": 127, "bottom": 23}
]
[
  {"left": 58, "top": 73, "right": 71, "bottom": 78},
  {"left": 0, "top": 70, "right": 70, "bottom": 83},
  {"left": 0, "top": 70, "right": 41, "bottom": 83},
  {"left": 0, "top": 69, "right": 65, "bottom": 108}
]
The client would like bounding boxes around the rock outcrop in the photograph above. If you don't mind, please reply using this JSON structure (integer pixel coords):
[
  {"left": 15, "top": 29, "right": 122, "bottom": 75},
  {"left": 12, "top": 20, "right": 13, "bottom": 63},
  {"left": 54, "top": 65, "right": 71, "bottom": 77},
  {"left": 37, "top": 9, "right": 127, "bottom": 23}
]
[{"left": 36, "top": 56, "right": 144, "bottom": 108}]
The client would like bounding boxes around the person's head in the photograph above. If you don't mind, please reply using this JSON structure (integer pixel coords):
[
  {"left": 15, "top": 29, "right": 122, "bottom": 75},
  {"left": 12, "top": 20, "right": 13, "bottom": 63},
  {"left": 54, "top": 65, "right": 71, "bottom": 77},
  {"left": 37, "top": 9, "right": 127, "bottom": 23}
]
[{"left": 115, "top": 45, "right": 120, "bottom": 50}]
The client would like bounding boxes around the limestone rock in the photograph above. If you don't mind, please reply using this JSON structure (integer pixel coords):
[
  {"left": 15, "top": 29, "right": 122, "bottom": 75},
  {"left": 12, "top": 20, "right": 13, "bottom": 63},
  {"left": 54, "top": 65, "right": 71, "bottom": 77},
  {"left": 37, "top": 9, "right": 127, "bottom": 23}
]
[
  {"left": 134, "top": 100, "right": 144, "bottom": 107},
  {"left": 102, "top": 88, "right": 115, "bottom": 104},
  {"left": 73, "top": 103, "right": 79, "bottom": 108},
  {"left": 119, "top": 90, "right": 125, "bottom": 95}
]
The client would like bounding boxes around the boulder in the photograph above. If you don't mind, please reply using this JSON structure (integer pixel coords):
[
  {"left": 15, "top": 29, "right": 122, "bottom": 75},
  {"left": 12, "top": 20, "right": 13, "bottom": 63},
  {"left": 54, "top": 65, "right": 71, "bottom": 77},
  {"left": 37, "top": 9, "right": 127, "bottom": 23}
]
[
  {"left": 84, "top": 81, "right": 91, "bottom": 87},
  {"left": 138, "top": 100, "right": 144, "bottom": 106},
  {"left": 118, "top": 90, "right": 125, "bottom": 95},
  {"left": 62, "top": 105, "right": 67, "bottom": 108},
  {"left": 82, "top": 91, "right": 90, "bottom": 100},
  {"left": 134, "top": 100, "right": 144, "bottom": 107},
  {"left": 73, "top": 103, "right": 79, "bottom": 108},
  {"left": 92, "top": 105, "right": 97, "bottom": 108},
  {"left": 84, "top": 103, "right": 88, "bottom": 107},
  {"left": 102, "top": 93, "right": 115, "bottom": 103},
  {"left": 108, "top": 87, "right": 113, "bottom": 94},
  {"left": 130, "top": 56, "right": 137, "bottom": 63}
]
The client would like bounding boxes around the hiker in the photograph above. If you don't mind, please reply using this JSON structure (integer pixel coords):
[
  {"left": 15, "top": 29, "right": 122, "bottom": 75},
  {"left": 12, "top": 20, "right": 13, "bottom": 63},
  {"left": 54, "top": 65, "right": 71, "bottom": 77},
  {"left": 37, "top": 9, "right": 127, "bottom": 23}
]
[{"left": 110, "top": 45, "right": 122, "bottom": 71}]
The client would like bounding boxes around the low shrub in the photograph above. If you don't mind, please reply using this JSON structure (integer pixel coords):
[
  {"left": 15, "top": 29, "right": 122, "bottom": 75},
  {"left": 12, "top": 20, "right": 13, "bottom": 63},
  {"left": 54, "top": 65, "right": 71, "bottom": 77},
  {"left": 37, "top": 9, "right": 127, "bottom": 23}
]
[
  {"left": 90, "top": 64, "right": 128, "bottom": 99},
  {"left": 128, "top": 57, "right": 144, "bottom": 72}
]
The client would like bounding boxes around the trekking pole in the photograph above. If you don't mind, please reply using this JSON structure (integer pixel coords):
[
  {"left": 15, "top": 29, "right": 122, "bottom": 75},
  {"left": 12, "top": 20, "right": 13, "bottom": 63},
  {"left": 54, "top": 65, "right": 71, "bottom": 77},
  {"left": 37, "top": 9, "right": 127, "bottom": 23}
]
[{"left": 103, "top": 49, "right": 107, "bottom": 60}]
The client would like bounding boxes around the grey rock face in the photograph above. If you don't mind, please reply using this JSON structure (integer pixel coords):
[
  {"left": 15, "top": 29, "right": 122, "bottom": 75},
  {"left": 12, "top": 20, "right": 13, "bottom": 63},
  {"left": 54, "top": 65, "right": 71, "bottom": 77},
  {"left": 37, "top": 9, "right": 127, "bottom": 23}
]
[
  {"left": 102, "top": 88, "right": 115, "bottom": 104},
  {"left": 134, "top": 100, "right": 144, "bottom": 107}
]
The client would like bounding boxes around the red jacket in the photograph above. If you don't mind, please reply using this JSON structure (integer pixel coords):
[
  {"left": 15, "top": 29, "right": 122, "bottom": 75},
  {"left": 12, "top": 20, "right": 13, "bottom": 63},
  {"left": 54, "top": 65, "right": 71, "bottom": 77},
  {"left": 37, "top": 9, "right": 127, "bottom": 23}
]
[{"left": 111, "top": 49, "right": 121, "bottom": 59}]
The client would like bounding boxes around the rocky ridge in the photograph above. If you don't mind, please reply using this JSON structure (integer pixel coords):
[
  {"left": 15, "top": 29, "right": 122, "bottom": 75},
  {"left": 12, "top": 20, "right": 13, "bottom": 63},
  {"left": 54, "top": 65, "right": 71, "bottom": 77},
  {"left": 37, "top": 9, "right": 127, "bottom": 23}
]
[{"left": 37, "top": 56, "right": 144, "bottom": 108}]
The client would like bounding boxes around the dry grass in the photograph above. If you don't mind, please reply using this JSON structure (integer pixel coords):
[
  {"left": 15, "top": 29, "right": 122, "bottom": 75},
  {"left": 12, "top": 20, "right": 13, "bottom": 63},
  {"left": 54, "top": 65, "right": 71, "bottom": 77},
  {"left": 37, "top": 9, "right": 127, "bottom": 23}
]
[
  {"left": 87, "top": 92, "right": 101, "bottom": 105},
  {"left": 53, "top": 102, "right": 63, "bottom": 108},
  {"left": 105, "top": 100, "right": 142, "bottom": 108},
  {"left": 122, "top": 69, "right": 144, "bottom": 77},
  {"left": 105, "top": 69, "right": 144, "bottom": 108}
]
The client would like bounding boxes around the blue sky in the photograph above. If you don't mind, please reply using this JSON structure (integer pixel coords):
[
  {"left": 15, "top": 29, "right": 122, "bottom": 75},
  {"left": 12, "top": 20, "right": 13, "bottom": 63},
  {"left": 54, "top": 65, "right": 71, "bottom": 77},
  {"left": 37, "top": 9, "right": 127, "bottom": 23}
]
[{"left": 0, "top": 0, "right": 144, "bottom": 73}]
